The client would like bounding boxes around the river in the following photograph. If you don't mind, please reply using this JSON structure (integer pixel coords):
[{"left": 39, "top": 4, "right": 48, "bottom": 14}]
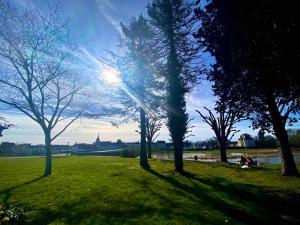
[{"left": 152, "top": 152, "right": 300, "bottom": 165}]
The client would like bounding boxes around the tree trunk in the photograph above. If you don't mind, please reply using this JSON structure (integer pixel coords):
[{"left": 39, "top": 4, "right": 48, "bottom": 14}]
[
  {"left": 44, "top": 130, "right": 52, "bottom": 176},
  {"left": 140, "top": 107, "right": 149, "bottom": 169},
  {"left": 147, "top": 139, "right": 152, "bottom": 158},
  {"left": 219, "top": 141, "right": 228, "bottom": 163},
  {"left": 167, "top": 57, "right": 186, "bottom": 173},
  {"left": 266, "top": 95, "right": 299, "bottom": 176},
  {"left": 168, "top": 78, "right": 186, "bottom": 173},
  {"left": 174, "top": 139, "right": 184, "bottom": 173}
]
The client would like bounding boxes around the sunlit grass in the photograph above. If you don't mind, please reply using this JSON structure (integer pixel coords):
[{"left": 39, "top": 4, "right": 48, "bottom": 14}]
[{"left": 0, "top": 156, "right": 299, "bottom": 225}]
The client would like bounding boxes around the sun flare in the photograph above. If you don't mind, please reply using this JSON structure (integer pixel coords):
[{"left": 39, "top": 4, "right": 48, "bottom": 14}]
[{"left": 101, "top": 67, "right": 121, "bottom": 85}]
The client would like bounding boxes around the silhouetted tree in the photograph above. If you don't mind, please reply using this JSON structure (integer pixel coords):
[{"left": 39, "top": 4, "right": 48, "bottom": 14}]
[
  {"left": 205, "top": 138, "right": 219, "bottom": 150},
  {"left": 0, "top": 117, "right": 13, "bottom": 137},
  {"left": 287, "top": 129, "right": 300, "bottom": 147},
  {"left": 195, "top": 0, "right": 299, "bottom": 176},
  {"left": 148, "top": 0, "right": 201, "bottom": 173},
  {"left": 145, "top": 116, "right": 163, "bottom": 158},
  {"left": 112, "top": 15, "right": 164, "bottom": 168},
  {"left": 196, "top": 103, "right": 243, "bottom": 162},
  {"left": 255, "top": 130, "right": 266, "bottom": 148},
  {"left": 264, "top": 135, "right": 278, "bottom": 148},
  {"left": 0, "top": 2, "right": 88, "bottom": 176}
]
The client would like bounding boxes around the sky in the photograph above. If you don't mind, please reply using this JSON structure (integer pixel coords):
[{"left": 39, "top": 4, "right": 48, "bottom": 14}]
[{"left": 0, "top": 0, "right": 295, "bottom": 145}]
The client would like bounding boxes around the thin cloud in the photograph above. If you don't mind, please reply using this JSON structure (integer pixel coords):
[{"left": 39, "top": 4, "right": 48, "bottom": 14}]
[
  {"left": 96, "top": 0, "right": 123, "bottom": 35},
  {"left": 186, "top": 93, "right": 216, "bottom": 114}
]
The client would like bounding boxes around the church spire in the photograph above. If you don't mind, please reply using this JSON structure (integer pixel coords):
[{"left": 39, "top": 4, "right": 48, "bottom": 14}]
[{"left": 95, "top": 133, "right": 101, "bottom": 147}]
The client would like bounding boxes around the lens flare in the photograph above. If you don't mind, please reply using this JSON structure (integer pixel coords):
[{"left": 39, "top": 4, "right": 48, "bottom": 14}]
[{"left": 101, "top": 67, "right": 121, "bottom": 85}]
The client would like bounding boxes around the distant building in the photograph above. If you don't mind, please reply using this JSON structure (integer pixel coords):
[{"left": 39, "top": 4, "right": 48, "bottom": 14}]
[
  {"left": 124, "top": 142, "right": 140, "bottom": 150},
  {"left": 72, "top": 134, "right": 125, "bottom": 152},
  {"left": 237, "top": 133, "right": 256, "bottom": 148},
  {"left": 70, "top": 134, "right": 173, "bottom": 153},
  {"left": 228, "top": 141, "right": 238, "bottom": 148},
  {"left": 92, "top": 134, "right": 101, "bottom": 147}
]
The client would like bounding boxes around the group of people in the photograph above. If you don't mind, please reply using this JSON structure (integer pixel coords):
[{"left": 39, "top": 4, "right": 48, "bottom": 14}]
[
  {"left": 239, "top": 156, "right": 257, "bottom": 168},
  {"left": 193, "top": 154, "right": 257, "bottom": 168}
]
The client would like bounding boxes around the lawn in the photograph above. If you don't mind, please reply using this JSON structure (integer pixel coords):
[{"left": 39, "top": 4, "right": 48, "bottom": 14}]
[{"left": 0, "top": 156, "right": 300, "bottom": 225}]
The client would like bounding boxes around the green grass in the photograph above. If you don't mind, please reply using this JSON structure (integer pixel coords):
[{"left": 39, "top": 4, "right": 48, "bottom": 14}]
[{"left": 0, "top": 156, "right": 300, "bottom": 225}]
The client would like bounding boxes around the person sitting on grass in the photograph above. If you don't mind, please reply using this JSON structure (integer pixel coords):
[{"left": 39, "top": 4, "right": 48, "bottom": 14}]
[
  {"left": 246, "top": 156, "right": 257, "bottom": 166},
  {"left": 239, "top": 156, "right": 247, "bottom": 166}
]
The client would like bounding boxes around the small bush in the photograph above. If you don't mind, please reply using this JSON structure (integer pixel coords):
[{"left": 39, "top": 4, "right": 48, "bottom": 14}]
[{"left": 0, "top": 204, "right": 26, "bottom": 225}]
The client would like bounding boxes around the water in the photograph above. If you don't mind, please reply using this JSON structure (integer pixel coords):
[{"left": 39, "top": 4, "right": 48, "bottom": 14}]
[
  {"left": 232, "top": 155, "right": 300, "bottom": 165},
  {"left": 153, "top": 152, "right": 300, "bottom": 165},
  {"left": 1, "top": 151, "right": 300, "bottom": 165}
]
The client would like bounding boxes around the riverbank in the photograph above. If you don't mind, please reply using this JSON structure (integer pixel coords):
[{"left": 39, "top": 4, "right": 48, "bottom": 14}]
[
  {"left": 153, "top": 148, "right": 300, "bottom": 161},
  {"left": 0, "top": 156, "right": 300, "bottom": 225},
  {"left": 154, "top": 147, "right": 300, "bottom": 155}
]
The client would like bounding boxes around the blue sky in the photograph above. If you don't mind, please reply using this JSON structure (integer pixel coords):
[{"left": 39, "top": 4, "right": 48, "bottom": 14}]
[{"left": 0, "top": 0, "right": 288, "bottom": 144}]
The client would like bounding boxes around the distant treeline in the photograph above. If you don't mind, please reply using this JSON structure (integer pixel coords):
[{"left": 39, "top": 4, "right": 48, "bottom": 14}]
[
  {"left": 287, "top": 129, "right": 300, "bottom": 147},
  {"left": 0, "top": 143, "right": 68, "bottom": 156}
]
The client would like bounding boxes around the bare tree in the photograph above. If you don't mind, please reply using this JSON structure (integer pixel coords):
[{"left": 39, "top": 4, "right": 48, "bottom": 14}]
[
  {"left": 135, "top": 115, "right": 163, "bottom": 158},
  {"left": 0, "top": 2, "right": 88, "bottom": 176},
  {"left": 184, "top": 117, "right": 195, "bottom": 140},
  {"left": 196, "top": 106, "right": 243, "bottom": 162},
  {"left": 145, "top": 116, "right": 163, "bottom": 158},
  {"left": 0, "top": 116, "right": 13, "bottom": 137}
]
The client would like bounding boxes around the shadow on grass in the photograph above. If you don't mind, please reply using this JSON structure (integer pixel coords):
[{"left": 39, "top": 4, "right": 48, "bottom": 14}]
[
  {"left": 1, "top": 164, "right": 299, "bottom": 225},
  {"left": 189, "top": 173, "right": 300, "bottom": 216},
  {"left": 27, "top": 196, "right": 214, "bottom": 225},
  {"left": 146, "top": 168, "right": 300, "bottom": 225},
  {"left": 0, "top": 175, "right": 45, "bottom": 206},
  {"left": 190, "top": 160, "right": 276, "bottom": 170}
]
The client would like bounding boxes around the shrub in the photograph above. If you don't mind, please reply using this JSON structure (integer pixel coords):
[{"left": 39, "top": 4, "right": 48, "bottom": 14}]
[{"left": 0, "top": 204, "right": 26, "bottom": 225}]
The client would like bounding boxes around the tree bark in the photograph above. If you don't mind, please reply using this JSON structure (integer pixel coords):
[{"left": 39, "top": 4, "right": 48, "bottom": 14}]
[
  {"left": 174, "top": 140, "right": 184, "bottom": 173},
  {"left": 147, "top": 139, "right": 152, "bottom": 158},
  {"left": 219, "top": 141, "right": 228, "bottom": 163},
  {"left": 44, "top": 130, "right": 52, "bottom": 176},
  {"left": 266, "top": 95, "right": 299, "bottom": 176},
  {"left": 140, "top": 107, "right": 149, "bottom": 169},
  {"left": 168, "top": 75, "right": 185, "bottom": 173}
]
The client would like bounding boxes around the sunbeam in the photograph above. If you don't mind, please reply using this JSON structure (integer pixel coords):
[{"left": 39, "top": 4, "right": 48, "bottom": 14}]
[{"left": 101, "top": 66, "right": 121, "bottom": 85}]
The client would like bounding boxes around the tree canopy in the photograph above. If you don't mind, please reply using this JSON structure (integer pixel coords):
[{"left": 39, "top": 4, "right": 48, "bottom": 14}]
[
  {"left": 195, "top": 0, "right": 299, "bottom": 176},
  {"left": 148, "top": 0, "right": 201, "bottom": 173}
]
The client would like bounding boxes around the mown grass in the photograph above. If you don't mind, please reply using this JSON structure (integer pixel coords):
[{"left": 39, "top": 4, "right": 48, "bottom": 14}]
[{"left": 0, "top": 156, "right": 300, "bottom": 225}]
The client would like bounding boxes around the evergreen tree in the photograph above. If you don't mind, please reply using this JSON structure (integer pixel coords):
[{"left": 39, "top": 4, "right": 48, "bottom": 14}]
[
  {"left": 116, "top": 15, "right": 164, "bottom": 168},
  {"left": 195, "top": 0, "right": 299, "bottom": 176},
  {"left": 148, "top": 0, "right": 201, "bottom": 173}
]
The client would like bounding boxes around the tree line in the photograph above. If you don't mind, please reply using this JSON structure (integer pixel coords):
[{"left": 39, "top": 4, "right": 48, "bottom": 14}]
[{"left": 0, "top": 0, "right": 299, "bottom": 177}]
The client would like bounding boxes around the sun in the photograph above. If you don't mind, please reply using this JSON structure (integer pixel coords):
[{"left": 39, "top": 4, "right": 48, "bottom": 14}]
[{"left": 101, "top": 67, "right": 121, "bottom": 85}]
